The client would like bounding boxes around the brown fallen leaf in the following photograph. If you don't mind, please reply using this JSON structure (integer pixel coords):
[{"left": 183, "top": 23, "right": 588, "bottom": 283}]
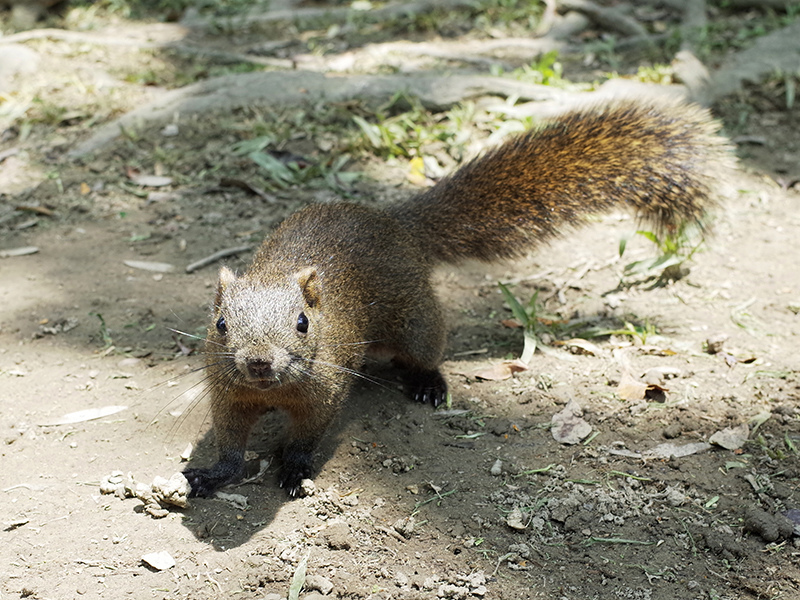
[
  {"left": 553, "top": 338, "right": 602, "bottom": 356},
  {"left": 16, "top": 205, "right": 54, "bottom": 216},
  {"left": 616, "top": 371, "right": 648, "bottom": 401},
  {"left": 635, "top": 345, "right": 676, "bottom": 356},
  {"left": 500, "top": 319, "right": 523, "bottom": 329},
  {"left": 467, "top": 359, "right": 529, "bottom": 381}
]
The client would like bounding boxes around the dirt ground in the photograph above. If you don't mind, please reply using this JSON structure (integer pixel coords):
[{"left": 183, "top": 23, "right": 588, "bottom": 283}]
[{"left": 1, "top": 2, "right": 800, "bottom": 600}]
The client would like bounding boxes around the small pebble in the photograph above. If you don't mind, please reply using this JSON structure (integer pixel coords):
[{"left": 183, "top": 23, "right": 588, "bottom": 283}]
[
  {"left": 305, "top": 574, "right": 334, "bottom": 595},
  {"left": 323, "top": 523, "right": 351, "bottom": 550},
  {"left": 300, "top": 478, "right": 316, "bottom": 497},
  {"left": 705, "top": 334, "right": 728, "bottom": 354},
  {"left": 662, "top": 423, "right": 682, "bottom": 439},
  {"left": 141, "top": 551, "right": 175, "bottom": 571},
  {"left": 393, "top": 516, "right": 416, "bottom": 538}
]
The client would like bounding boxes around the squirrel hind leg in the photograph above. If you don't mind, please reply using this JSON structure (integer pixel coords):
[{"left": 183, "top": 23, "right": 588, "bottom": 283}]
[
  {"left": 389, "top": 295, "right": 448, "bottom": 407},
  {"left": 401, "top": 368, "right": 448, "bottom": 407}
]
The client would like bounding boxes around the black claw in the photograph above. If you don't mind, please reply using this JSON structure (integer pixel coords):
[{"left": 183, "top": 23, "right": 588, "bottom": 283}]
[
  {"left": 183, "top": 452, "right": 244, "bottom": 498},
  {"left": 279, "top": 469, "right": 307, "bottom": 498},
  {"left": 408, "top": 369, "right": 447, "bottom": 407},
  {"left": 280, "top": 444, "right": 313, "bottom": 498},
  {"left": 183, "top": 468, "right": 219, "bottom": 498}
]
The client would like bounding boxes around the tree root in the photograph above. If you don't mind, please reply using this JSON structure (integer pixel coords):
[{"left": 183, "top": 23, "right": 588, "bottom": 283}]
[{"left": 68, "top": 71, "right": 568, "bottom": 158}]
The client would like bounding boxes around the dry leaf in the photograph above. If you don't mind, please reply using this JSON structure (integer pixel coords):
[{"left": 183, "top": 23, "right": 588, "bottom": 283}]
[
  {"left": 709, "top": 423, "right": 749, "bottom": 450},
  {"left": 42, "top": 405, "right": 127, "bottom": 426},
  {"left": 141, "top": 551, "right": 175, "bottom": 571},
  {"left": 406, "top": 156, "right": 428, "bottom": 186},
  {"left": 636, "top": 346, "right": 676, "bottom": 356},
  {"left": 130, "top": 174, "right": 173, "bottom": 187},
  {"left": 124, "top": 260, "right": 175, "bottom": 273},
  {"left": 0, "top": 246, "right": 39, "bottom": 258},
  {"left": 554, "top": 338, "right": 602, "bottom": 356},
  {"left": 645, "top": 441, "right": 712, "bottom": 459},
  {"left": 506, "top": 506, "right": 528, "bottom": 531},
  {"left": 500, "top": 319, "right": 523, "bottom": 329},
  {"left": 616, "top": 371, "right": 648, "bottom": 401},
  {"left": 468, "top": 359, "right": 529, "bottom": 381}
]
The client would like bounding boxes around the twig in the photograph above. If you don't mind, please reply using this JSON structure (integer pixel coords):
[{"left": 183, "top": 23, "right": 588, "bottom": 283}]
[
  {"left": 557, "top": 0, "right": 650, "bottom": 38},
  {"left": 185, "top": 245, "right": 252, "bottom": 273},
  {"left": 493, "top": 552, "right": 516, "bottom": 576},
  {"left": 0, "top": 148, "right": 19, "bottom": 163},
  {"left": 536, "top": 0, "right": 559, "bottom": 36},
  {"left": 219, "top": 178, "right": 277, "bottom": 202},
  {"left": 679, "top": 0, "right": 707, "bottom": 52},
  {"left": 375, "top": 525, "right": 407, "bottom": 542},
  {"left": 68, "top": 71, "right": 567, "bottom": 157},
  {"left": 0, "top": 246, "right": 39, "bottom": 258}
]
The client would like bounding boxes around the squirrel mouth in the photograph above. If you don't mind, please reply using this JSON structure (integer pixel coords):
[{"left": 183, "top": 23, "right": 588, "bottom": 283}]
[{"left": 247, "top": 378, "right": 280, "bottom": 390}]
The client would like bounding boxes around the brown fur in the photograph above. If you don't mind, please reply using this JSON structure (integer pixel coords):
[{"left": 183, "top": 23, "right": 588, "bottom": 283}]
[{"left": 183, "top": 99, "right": 734, "bottom": 497}]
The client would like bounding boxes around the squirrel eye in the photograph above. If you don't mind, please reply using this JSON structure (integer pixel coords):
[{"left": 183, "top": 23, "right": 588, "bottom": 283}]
[
  {"left": 296, "top": 312, "right": 309, "bottom": 334},
  {"left": 216, "top": 316, "right": 227, "bottom": 334}
]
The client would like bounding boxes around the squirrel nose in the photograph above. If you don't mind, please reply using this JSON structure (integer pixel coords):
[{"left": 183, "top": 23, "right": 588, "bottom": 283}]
[{"left": 247, "top": 359, "right": 273, "bottom": 380}]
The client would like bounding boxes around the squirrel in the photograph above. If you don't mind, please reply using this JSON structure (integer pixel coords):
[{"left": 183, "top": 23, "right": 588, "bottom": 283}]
[{"left": 183, "top": 98, "right": 734, "bottom": 498}]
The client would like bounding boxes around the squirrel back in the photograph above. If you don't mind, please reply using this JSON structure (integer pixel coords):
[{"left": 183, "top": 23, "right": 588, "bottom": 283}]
[
  {"left": 183, "top": 97, "right": 734, "bottom": 498},
  {"left": 390, "top": 99, "right": 733, "bottom": 264}
]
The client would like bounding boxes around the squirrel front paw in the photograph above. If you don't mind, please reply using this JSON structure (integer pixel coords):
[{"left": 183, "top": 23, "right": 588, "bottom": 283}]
[
  {"left": 182, "top": 467, "right": 224, "bottom": 498},
  {"left": 280, "top": 445, "right": 314, "bottom": 497},
  {"left": 183, "top": 454, "right": 245, "bottom": 498}
]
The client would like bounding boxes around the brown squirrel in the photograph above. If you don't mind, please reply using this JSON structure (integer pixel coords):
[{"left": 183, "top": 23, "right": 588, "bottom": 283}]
[{"left": 183, "top": 98, "right": 734, "bottom": 497}]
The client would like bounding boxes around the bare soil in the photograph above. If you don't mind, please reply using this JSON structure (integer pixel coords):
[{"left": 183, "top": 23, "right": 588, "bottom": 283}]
[{"left": 1, "top": 3, "right": 800, "bottom": 600}]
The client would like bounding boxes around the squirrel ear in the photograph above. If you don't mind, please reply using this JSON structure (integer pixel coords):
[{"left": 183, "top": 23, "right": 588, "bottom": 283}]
[
  {"left": 215, "top": 266, "right": 236, "bottom": 307},
  {"left": 295, "top": 266, "right": 320, "bottom": 307}
]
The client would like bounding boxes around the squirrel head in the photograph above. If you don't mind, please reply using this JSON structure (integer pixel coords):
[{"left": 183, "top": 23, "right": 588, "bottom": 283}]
[{"left": 208, "top": 265, "right": 322, "bottom": 390}]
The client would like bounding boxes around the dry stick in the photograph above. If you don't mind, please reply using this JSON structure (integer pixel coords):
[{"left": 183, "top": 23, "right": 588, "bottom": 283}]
[
  {"left": 557, "top": 0, "right": 650, "bottom": 39},
  {"left": 536, "top": 0, "right": 560, "bottom": 36},
  {"left": 672, "top": 0, "right": 712, "bottom": 105},
  {"left": 350, "top": 38, "right": 569, "bottom": 70},
  {"left": 185, "top": 246, "right": 252, "bottom": 274},
  {"left": 680, "top": 0, "right": 708, "bottom": 51},
  {"left": 69, "top": 72, "right": 568, "bottom": 158}
]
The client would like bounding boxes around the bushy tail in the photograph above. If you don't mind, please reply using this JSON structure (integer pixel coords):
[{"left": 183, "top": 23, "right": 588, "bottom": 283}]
[{"left": 388, "top": 99, "right": 735, "bottom": 264}]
